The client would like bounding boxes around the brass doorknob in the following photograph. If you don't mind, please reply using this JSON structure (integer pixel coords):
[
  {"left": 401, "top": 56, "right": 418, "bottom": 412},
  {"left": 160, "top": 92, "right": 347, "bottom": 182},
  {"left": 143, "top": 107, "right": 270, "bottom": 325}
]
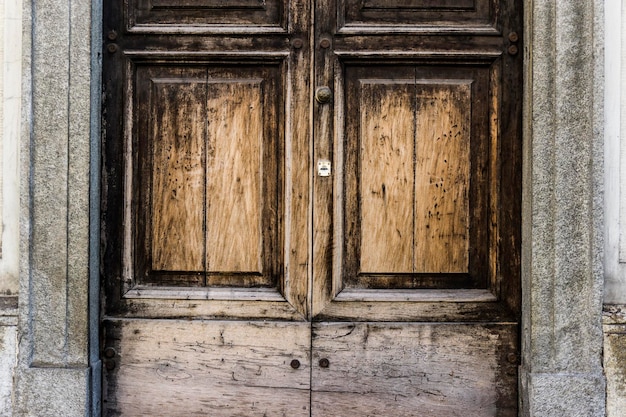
[{"left": 315, "top": 87, "right": 332, "bottom": 104}]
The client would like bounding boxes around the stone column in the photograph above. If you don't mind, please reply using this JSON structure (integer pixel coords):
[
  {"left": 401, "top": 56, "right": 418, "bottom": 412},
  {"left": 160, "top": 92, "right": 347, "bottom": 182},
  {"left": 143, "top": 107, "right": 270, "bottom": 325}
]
[
  {"left": 14, "top": 0, "right": 101, "bottom": 414},
  {"left": 521, "top": 0, "right": 606, "bottom": 415}
]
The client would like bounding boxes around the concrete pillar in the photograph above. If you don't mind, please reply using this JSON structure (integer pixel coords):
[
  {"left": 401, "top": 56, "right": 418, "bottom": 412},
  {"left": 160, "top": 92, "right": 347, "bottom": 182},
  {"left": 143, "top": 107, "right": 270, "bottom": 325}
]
[
  {"left": 13, "top": 0, "right": 101, "bottom": 414},
  {"left": 521, "top": 0, "right": 606, "bottom": 415}
]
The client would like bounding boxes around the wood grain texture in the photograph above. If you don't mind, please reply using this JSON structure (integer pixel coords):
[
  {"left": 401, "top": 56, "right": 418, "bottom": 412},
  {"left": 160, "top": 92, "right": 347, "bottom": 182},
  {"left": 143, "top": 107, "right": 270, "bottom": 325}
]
[
  {"left": 151, "top": 78, "right": 206, "bottom": 272},
  {"left": 311, "top": 322, "right": 518, "bottom": 417},
  {"left": 206, "top": 79, "right": 263, "bottom": 273},
  {"left": 102, "top": 0, "right": 523, "bottom": 414},
  {"left": 104, "top": 319, "right": 311, "bottom": 416},
  {"left": 414, "top": 81, "right": 470, "bottom": 273},
  {"left": 341, "top": 0, "right": 493, "bottom": 30},
  {"left": 359, "top": 80, "right": 415, "bottom": 273},
  {"left": 128, "top": 0, "right": 286, "bottom": 29}
]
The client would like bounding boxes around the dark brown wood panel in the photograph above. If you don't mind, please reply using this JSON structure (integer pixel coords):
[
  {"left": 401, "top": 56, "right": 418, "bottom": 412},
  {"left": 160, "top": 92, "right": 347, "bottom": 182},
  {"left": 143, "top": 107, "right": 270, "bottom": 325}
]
[
  {"left": 127, "top": 0, "right": 286, "bottom": 30},
  {"left": 359, "top": 79, "right": 415, "bottom": 274},
  {"left": 414, "top": 81, "right": 471, "bottom": 273},
  {"left": 205, "top": 79, "right": 264, "bottom": 275},
  {"left": 339, "top": 0, "right": 495, "bottom": 32},
  {"left": 363, "top": 0, "right": 475, "bottom": 9}
]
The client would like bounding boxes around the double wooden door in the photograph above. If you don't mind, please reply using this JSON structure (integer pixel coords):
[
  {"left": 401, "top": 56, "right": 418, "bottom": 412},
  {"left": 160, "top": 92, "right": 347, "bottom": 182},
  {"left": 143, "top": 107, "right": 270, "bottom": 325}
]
[{"left": 102, "top": 0, "right": 522, "bottom": 415}]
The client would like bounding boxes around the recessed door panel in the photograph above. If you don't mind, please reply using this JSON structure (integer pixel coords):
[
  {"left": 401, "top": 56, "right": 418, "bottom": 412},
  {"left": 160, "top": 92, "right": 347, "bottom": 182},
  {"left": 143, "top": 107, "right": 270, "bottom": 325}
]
[
  {"left": 133, "top": 64, "right": 282, "bottom": 288},
  {"left": 342, "top": 64, "right": 493, "bottom": 293},
  {"left": 127, "top": 0, "right": 287, "bottom": 31},
  {"left": 356, "top": 78, "right": 471, "bottom": 275},
  {"left": 339, "top": 0, "right": 496, "bottom": 32}
]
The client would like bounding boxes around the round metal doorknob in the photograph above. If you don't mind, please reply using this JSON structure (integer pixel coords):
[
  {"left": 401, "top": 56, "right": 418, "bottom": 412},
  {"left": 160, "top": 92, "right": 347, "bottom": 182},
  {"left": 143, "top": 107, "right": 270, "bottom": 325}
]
[
  {"left": 319, "top": 358, "right": 330, "bottom": 368},
  {"left": 290, "top": 359, "right": 301, "bottom": 369},
  {"left": 315, "top": 87, "right": 333, "bottom": 104}
]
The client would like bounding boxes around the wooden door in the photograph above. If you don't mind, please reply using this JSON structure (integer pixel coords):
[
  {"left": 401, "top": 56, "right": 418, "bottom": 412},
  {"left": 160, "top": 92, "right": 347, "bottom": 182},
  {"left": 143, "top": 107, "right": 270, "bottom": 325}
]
[
  {"left": 102, "top": 0, "right": 522, "bottom": 415},
  {"left": 310, "top": 0, "right": 522, "bottom": 415}
]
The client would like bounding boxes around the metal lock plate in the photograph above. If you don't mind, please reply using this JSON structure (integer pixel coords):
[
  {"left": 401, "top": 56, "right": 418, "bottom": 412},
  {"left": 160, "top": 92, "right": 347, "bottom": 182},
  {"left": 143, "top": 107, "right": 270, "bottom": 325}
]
[{"left": 317, "top": 160, "right": 331, "bottom": 177}]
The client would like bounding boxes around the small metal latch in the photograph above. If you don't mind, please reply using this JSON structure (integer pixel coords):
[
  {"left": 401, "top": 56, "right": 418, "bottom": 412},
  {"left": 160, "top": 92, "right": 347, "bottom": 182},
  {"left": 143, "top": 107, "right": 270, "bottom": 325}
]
[{"left": 317, "top": 160, "right": 331, "bottom": 177}]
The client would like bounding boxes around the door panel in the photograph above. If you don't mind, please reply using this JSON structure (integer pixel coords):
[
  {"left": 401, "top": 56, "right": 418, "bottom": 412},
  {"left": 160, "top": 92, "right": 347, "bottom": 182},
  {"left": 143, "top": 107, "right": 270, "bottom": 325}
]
[
  {"left": 102, "top": 0, "right": 312, "bottom": 412},
  {"left": 338, "top": 0, "right": 496, "bottom": 33},
  {"left": 136, "top": 65, "right": 281, "bottom": 287},
  {"left": 311, "top": 0, "right": 521, "bottom": 413},
  {"left": 127, "top": 0, "right": 287, "bottom": 31},
  {"left": 341, "top": 63, "right": 494, "bottom": 292},
  {"left": 311, "top": 323, "right": 517, "bottom": 417},
  {"left": 104, "top": 320, "right": 311, "bottom": 416}
]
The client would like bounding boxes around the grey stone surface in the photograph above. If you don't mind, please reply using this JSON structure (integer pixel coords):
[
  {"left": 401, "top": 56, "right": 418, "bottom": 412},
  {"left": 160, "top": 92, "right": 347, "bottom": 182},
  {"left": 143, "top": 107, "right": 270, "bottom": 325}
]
[
  {"left": 0, "top": 323, "right": 17, "bottom": 416},
  {"left": 521, "top": 371, "right": 606, "bottom": 417},
  {"left": 14, "top": 0, "right": 94, "bottom": 413},
  {"left": 26, "top": 0, "right": 91, "bottom": 367},
  {"left": 521, "top": 0, "right": 605, "bottom": 415},
  {"left": 30, "top": 0, "right": 71, "bottom": 367},
  {"left": 15, "top": 367, "right": 91, "bottom": 417}
]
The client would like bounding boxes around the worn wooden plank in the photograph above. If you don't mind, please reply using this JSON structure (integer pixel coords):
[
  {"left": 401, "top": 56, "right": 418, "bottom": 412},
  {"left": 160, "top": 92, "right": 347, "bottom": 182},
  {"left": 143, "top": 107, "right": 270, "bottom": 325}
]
[
  {"left": 104, "top": 319, "right": 311, "bottom": 416},
  {"left": 311, "top": 322, "right": 517, "bottom": 417},
  {"left": 206, "top": 80, "right": 263, "bottom": 273},
  {"left": 283, "top": 0, "right": 312, "bottom": 317},
  {"left": 150, "top": 75, "right": 207, "bottom": 273},
  {"left": 359, "top": 80, "right": 415, "bottom": 274},
  {"left": 414, "top": 81, "right": 470, "bottom": 273},
  {"left": 311, "top": 0, "right": 338, "bottom": 317}
]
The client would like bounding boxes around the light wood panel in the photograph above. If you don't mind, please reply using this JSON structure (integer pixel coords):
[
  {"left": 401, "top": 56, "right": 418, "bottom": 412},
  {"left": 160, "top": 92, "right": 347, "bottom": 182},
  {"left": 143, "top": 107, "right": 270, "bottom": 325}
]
[
  {"left": 360, "top": 81, "right": 415, "bottom": 273},
  {"left": 104, "top": 319, "right": 311, "bottom": 416},
  {"left": 132, "top": 64, "right": 282, "bottom": 289},
  {"left": 414, "top": 82, "right": 470, "bottom": 273},
  {"left": 150, "top": 78, "right": 206, "bottom": 272},
  {"left": 311, "top": 322, "right": 518, "bottom": 417},
  {"left": 206, "top": 80, "right": 263, "bottom": 273},
  {"left": 340, "top": 65, "right": 492, "bottom": 293}
]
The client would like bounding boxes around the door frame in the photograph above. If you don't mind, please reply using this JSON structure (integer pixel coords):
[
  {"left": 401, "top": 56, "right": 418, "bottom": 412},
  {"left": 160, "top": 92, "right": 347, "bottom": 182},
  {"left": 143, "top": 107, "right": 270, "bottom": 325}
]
[{"left": 12, "top": 0, "right": 607, "bottom": 415}]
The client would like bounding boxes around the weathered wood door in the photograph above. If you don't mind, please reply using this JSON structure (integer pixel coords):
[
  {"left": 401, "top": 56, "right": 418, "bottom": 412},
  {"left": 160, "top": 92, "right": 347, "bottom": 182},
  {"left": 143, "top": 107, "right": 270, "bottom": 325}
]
[{"left": 102, "top": 0, "right": 522, "bottom": 415}]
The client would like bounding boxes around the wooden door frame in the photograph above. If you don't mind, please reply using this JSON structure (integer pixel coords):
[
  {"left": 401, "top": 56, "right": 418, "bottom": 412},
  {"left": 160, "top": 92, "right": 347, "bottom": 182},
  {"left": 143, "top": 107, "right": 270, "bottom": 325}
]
[{"left": 10, "top": 0, "right": 607, "bottom": 415}]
